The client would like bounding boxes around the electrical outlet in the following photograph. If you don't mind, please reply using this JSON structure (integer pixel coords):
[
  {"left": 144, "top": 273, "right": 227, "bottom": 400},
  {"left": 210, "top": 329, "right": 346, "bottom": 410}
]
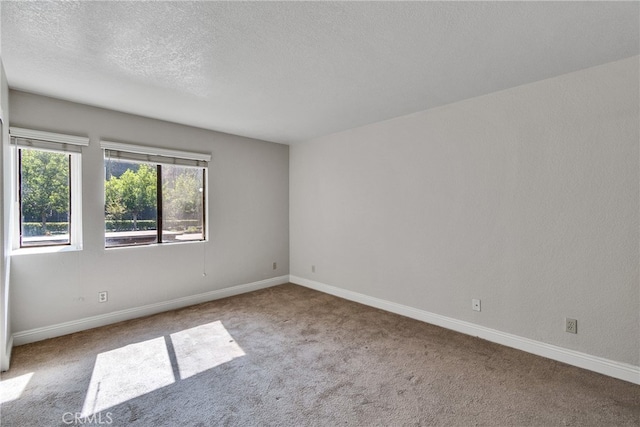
[
  {"left": 565, "top": 318, "right": 577, "bottom": 334},
  {"left": 98, "top": 291, "right": 108, "bottom": 303},
  {"left": 472, "top": 299, "right": 481, "bottom": 312},
  {"left": 311, "top": 265, "right": 316, "bottom": 273},
  {"left": 273, "top": 262, "right": 277, "bottom": 270}
]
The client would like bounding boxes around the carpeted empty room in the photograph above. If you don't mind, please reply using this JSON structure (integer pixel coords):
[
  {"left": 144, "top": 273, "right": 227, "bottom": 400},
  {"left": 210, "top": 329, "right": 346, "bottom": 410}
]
[
  {"left": 1, "top": 284, "right": 638, "bottom": 426},
  {"left": 1, "top": 2, "right": 640, "bottom": 426}
]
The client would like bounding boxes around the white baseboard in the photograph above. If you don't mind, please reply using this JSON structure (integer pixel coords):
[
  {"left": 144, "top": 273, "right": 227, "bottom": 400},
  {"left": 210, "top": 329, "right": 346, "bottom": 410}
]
[
  {"left": 290, "top": 275, "right": 640, "bottom": 385},
  {"left": 12, "top": 275, "right": 289, "bottom": 346}
]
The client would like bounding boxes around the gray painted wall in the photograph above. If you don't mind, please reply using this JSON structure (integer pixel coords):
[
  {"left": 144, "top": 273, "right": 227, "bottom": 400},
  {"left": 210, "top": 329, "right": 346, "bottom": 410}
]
[
  {"left": 290, "top": 56, "right": 639, "bottom": 366},
  {"left": 9, "top": 91, "right": 289, "bottom": 332}
]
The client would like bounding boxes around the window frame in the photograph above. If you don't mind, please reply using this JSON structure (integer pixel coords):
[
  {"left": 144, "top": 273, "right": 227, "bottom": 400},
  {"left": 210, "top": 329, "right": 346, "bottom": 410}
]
[
  {"left": 18, "top": 148, "right": 72, "bottom": 248},
  {"left": 101, "top": 140, "right": 210, "bottom": 249},
  {"left": 10, "top": 127, "right": 87, "bottom": 252}
]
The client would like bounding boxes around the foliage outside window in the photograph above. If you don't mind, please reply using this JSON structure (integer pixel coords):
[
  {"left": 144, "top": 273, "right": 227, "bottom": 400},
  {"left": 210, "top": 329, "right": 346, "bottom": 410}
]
[
  {"left": 104, "top": 157, "right": 206, "bottom": 248},
  {"left": 19, "top": 149, "right": 71, "bottom": 247}
]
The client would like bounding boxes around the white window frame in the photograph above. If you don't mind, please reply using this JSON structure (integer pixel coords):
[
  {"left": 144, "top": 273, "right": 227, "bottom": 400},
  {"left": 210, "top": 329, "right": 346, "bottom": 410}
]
[
  {"left": 10, "top": 127, "right": 88, "bottom": 253},
  {"left": 100, "top": 140, "right": 211, "bottom": 248}
]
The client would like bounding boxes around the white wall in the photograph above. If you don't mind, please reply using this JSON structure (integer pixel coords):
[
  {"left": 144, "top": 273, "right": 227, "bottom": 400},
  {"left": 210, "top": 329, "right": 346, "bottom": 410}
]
[
  {"left": 0, "top": 58, "right": 12, "bottom": 370},
  {"left": 9, "top": 91, "right": 289, "bottom": 333},
  {"left": 290, "top": 56, "right": 639, "bottom": 367}
]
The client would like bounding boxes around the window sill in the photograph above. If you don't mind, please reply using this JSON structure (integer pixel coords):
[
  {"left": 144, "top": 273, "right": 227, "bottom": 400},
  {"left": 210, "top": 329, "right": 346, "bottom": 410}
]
[{"left": 11, "top": 245, "right": 83, "bottom": 256}]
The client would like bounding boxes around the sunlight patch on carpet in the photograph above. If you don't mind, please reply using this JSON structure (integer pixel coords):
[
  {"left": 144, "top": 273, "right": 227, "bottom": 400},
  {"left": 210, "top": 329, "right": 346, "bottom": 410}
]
[
  {"left": 80, "top": 321, "right": 245, "bottom": 415},
  {"left": 81, "top": 337, "right": 175, "bottom": 417},
  {"left": 0, "top": 372, "right": 33, "bottom": 404},
  {"left": 170, "top": 321, "right": 245, "bottom": 379}
]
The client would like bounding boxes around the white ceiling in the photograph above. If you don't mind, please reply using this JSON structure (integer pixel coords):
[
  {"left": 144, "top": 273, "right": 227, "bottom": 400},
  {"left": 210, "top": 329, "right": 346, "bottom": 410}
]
[{"left": 1, "top": 1, "right": 638, "bottom": 145}]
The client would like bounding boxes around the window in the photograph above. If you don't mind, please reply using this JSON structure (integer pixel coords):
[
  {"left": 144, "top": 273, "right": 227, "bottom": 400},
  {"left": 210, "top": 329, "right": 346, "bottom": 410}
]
[
  {"left": 10, "top": 127, "right": 87, "bottom": 250},
  {"left": 101, "top": 141, "right": 209, "bottom": 248},
  {"left": 19, "top": 149, "right": 71, "bottom": 246}
]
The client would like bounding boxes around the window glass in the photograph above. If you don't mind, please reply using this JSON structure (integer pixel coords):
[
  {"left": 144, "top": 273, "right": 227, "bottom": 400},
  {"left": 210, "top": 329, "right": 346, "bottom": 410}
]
[
  {"left": 104, "top": 156, "right": 205, "bottom": 248},
  {"left": 161, "top": 165, "right": 205, "bottom": 243},
  {"left": 19, "top": 149, "right": 71, "bottom": 247},
  {"left": 105, "top": 159, "right": 158, "bottom": 247}
]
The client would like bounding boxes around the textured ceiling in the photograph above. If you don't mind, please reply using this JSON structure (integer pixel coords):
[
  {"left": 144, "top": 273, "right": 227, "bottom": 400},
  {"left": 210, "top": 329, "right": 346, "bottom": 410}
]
[{"left": 1, "top": 1, "right": 638, "bottom": 144}]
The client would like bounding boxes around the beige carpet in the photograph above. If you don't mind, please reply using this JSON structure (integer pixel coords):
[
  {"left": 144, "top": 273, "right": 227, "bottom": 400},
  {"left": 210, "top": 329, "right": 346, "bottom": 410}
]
[{"left": 1, "top": 284, "right": 638, "bottom": 426}]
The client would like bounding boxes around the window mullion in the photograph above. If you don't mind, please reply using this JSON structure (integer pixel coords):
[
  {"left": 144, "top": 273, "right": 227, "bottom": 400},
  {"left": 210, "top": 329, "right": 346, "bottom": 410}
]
[
  {"left": 67, "top": 155, "right": 72, "bottom": 247},
  {"left": 157, "top": 164, "right": 163, "bottom": 244},
  {"left": 201, "top": 168, "right": 206, "bottom": 241},
  {"left": 18, "top": 149, "right": 24, "bottom": 248}
]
